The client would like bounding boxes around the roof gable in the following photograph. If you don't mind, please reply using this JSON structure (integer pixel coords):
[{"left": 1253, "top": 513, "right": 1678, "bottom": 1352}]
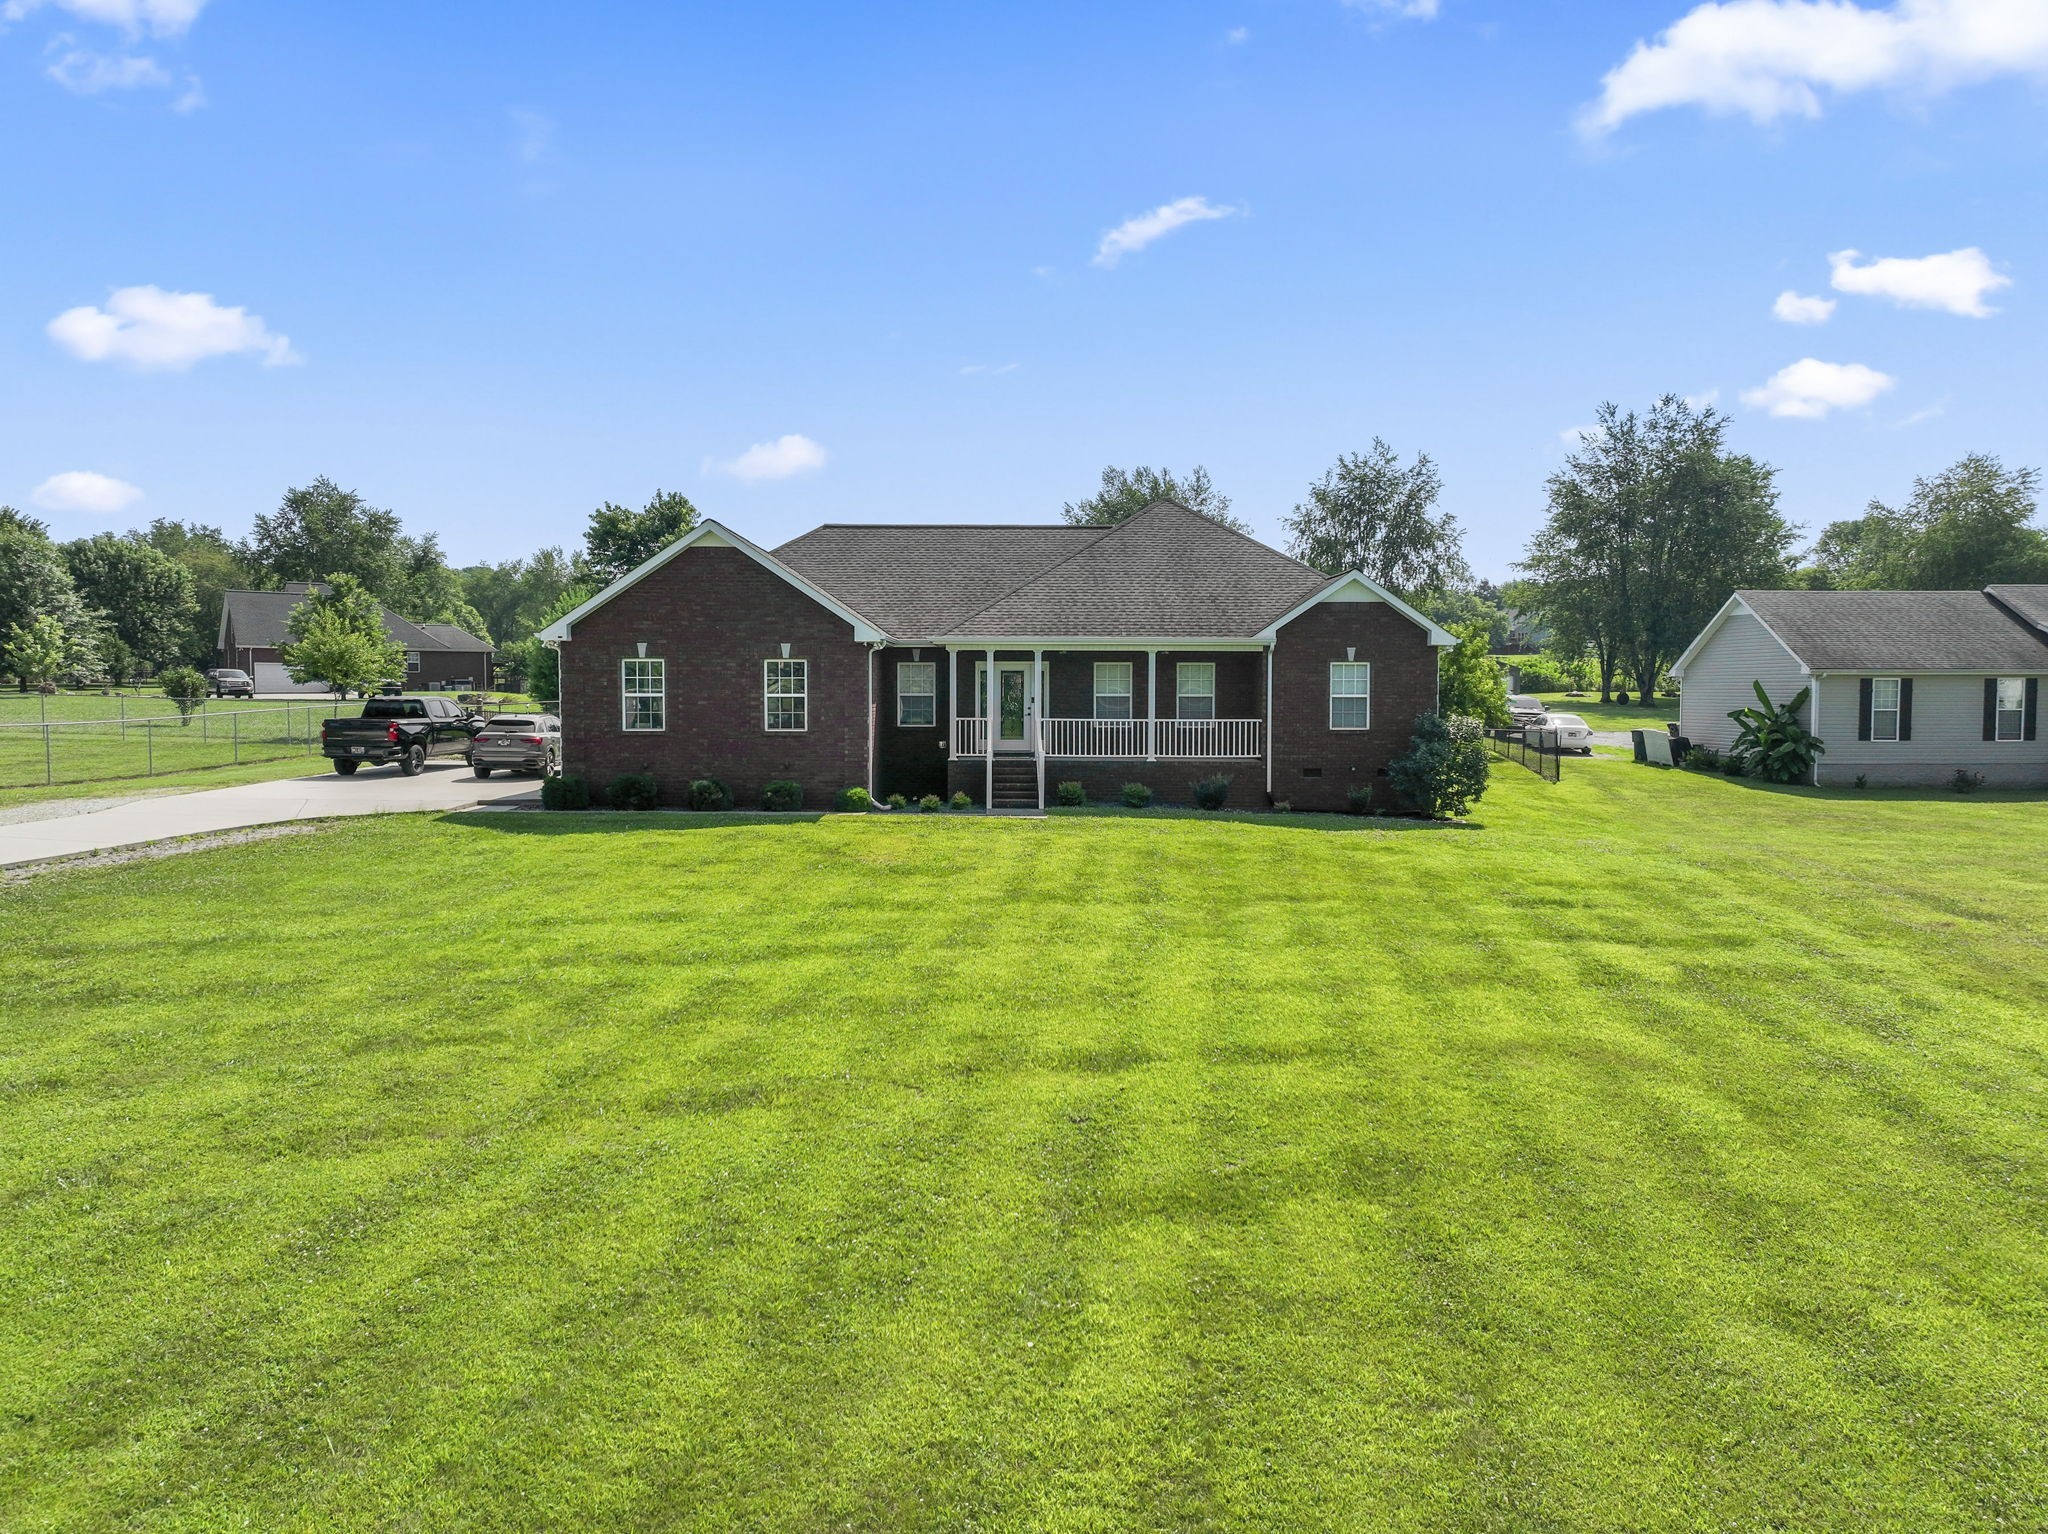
[
  {"left": 1708, "top": 588, "right": 2048, "bottom": 673},
  {"left": 1254, "top": 571, "right": 1458, "bottom": 647}
]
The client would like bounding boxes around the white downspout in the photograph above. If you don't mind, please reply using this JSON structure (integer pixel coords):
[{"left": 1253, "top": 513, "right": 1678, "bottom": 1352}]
[
  {"left": 1033, "top": 646, "right": 1045, "bottom": 810},
  {"left": 1264, "top": 644, "right": 1274, "bottom": 800},
  {"left": 985, "top": 647, "right": 996, "bottom": 810}
]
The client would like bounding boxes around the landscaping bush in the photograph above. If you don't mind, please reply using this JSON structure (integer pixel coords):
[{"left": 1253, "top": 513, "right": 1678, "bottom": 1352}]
[
  {"left": 835, "top": 786, "right": 873, "bottom": 813},
  {"left": 1346, "top": 784, "right": 1375, "bottom": 815},
  {"left": 1054, "top": 780, "right": 1085, "bottom": 808},
  {"left": 918, "top": 793, "right": 943, "bottom": 812},
  {"left": 1120, "top": 782, "right": 1152, "bottom": 809},
  {"left": 1388, "top": 712, "right": 1491, "bottom": 819},
  {"left": 761, "top": 779, "right": 804, "bottom": 812},
  {"left": 1682, "top": 746, "right": 1720, "bottom": 772},
  {"left": 157, "top": 664, "right": 208, "bottom": 723},
  {"left": 887, "top": 793, "right": 909, "bottom": 810},
  {"left": 607, "top": 772, "right": 661, "bottom": 811},
  {"left": 1726, "top": 682, "right": 1824, "bottom": 784},
  {"left": 949, "top": 791, "right": 972, "bottom": 810},
  {"left": 1271, "top": 799, "right": 1292, "bottom": 814},
  {"left": 541, "top": 773, "right": 589, "bottom": 811},
  {"left": 1720, "top": 753, "right": 1748, "bottom": 778},
  {"left": 1854, "top": 774, "right": 1869, "bottom": 790},
  {"left": 1951, "top": 768, "right": 1986, "bottom": 794},
  {"left": 686, "top": 777, "right": 733, "bottom": 811},
  {"left": 1192, "top": 775, "right": 1231, "bottom": 811}
]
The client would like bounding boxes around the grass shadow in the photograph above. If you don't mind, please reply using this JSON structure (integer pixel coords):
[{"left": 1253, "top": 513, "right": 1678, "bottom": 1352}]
[{"left": 1636, "top": 763, "right": 2048, "bottom": 806}]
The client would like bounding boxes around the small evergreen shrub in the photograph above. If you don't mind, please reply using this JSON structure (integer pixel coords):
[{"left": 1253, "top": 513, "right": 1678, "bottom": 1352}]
[
  {"left": 1271, "top": 799, "right": 1292, "bottom": 814},
  {"left": 1720, "top": 753, "right": 1748, "bottom": 778},
  {"left": 1346, "top": 784, "right": 1375, "bottom": 815},
  {"left": 835, "top": 786, "right": 873, "bottom": 813},
  {"left": 541, "top": 773, "right": 589, "bottom": 811},
  {"left": 686, "top": 777, "right": 733, "bottom": 811},
  {"left": 607, "top": 772, "right": 660, "bottom": 811},
  {"left": 887, "top": 793, "right": 909, "bottom": 810},
  {"left": 1854, "top": 773, "right": 1869, "bottom": 790},
  {"left": 1054, "top": 780, "right": 1085, "bottom": 807},
  {"left": 1191, "top": 775, "right": 1231, "bottom": 811},
  {"left": 918, "top": 793, "right": 943, "bottom": 812},
  {"left": 1683, "top": 746, "right": 1720, "bottom": 772},
  {"left": 1120, "top": 782, "right": 1152, "bottom": 809},
  {"left": 762, "top": 779, "right": 804, "bottom": 811},
  {"left": 1388, "top": 712, "right": 1491, "bottom": 819},
  {"left": 1950, "top": 768, "right": 1986, "bottom": 794},
  {"left": 949, "top": 791, "right": 972, "bottom": 810}
]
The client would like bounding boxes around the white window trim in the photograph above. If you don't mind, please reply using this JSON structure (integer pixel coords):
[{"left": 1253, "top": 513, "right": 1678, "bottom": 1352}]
[
  {"left": 405, "top": 650, "right": 422, "bottom": 674},
  {"left": 1994, "top": 676, "right": 2026, "bottom": 743},
  {"left": 1870, "top": 676, "right": 1901, "bottom": 744},
  {"left": 621, "top": 657, "right": 666, "bottom": 733},
  {"left": 765, "top": 657, "right": 808, "bottom": 733},
  {"left": 1094, "top": 661, "right": 1134, "bottom": 721},
  {"left": 1330, "top": 660, "right": 1371, "bottom": 731},
  {"left": 896, "top": 660, "right": 937, "bottom": 728},
  {"left": 1176, "top": 661, "right": 1216, "bottom": 720}
]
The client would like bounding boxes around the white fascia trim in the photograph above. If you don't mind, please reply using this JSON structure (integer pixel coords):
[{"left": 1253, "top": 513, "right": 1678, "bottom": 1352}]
[
  {"left": 534, "top": 519, "right": 889, "bottom": 644},
  {"left": 933, "top": 637, "right": 1268, "bottom": 650},
  {"left": 1668, "top": 593, "right": 1810, "bottom": 679},
  {"left": 1254, "top": 572, "right": 1457, "bottom": 647}
]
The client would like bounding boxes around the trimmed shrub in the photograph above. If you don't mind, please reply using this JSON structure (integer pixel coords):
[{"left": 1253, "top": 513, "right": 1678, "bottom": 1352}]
[
  {"left": 1192, "top": 775, "right": 1231, "bottom": 811},
  {"left": 835, "top": 786, "right": 873, "bottom": 813},
  {"left": 1682, "top": 746, "right": 1720, "bottom": 772},
  {"left": 949, "top": 791, "right": 972, "bottom": 810},
  {"left": 607, "top": 772, "right": 660, "bottom": 811},
  {"left": 1346, "top": 784, "right": 1374, "bottom": 815},
  {"left": 1950, "top": 768, "right": 1986, "bottom": 794},
  {"left": 1053, "top": 780, "right": 1086, "bottom": 808},
  {"left": 1271, "top": 799, "right": 1292, "bottom": 814},
  {"left": 686, "top": 777, "right": 733, "bottom": 811},
  {"left": 541, "top": 773, "right": 589, "bottom": 811},
  {"left": 887, "top": 793, "right": 909, "bottom": 810},
  {"left": 1854, "top": 773, "right": 1869, "bottom": 790},
  {"left": 1719, "top": 753, "right": 1748, "bottom": 778},
  {"left": 762, "top": 779, "right": 804, "bottom": 812},
  {"left": 1388, "top": 712, "right": 1491, "bottom": 819},
  {"left": 918, "top": 793, "right": 943, "bottom": 812},
  {"left": 157, "top": 665, "right": 208, "bottom": 722},
  {"left": 1119, "top": 782, "right": 1152, "bottom": 809}
]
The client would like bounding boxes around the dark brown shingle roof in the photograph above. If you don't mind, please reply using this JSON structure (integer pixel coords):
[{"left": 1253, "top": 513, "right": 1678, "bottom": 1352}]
[
  {"left": 220, "top": 590, "right": 487, "bottom": 653},
  {"left": 1739, "top": 588, "right": 2048, "bottom": 672}
]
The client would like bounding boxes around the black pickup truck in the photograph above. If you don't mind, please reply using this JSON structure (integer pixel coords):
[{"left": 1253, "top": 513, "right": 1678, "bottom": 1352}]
[{"left": 320, "top": 696, "right": 480, "bottom": 776}]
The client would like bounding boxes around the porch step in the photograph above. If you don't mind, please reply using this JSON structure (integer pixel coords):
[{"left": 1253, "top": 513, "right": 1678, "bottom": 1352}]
[{"left": 987, "top": 757, "right": 1040, "bottom": 809}]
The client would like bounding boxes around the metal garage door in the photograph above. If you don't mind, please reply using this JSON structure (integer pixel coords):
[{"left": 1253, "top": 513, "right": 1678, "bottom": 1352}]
[{"left": 252, "top": 661, "right": 327, "bottom": 695}]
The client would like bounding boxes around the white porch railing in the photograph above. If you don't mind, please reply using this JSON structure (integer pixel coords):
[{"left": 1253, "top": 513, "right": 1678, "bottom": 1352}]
[
  {"left": 953, "top": 716, "right": 989, "bottom": 757},
  {"left": 1152, "top": 718, "right": 1263, "bottom": 760},
  {"left": 952, "top": 716, "right": 1264, "bottom": 759},
  {"left": 1039, "top": 717, "right": 1151, "bottom": 760}
]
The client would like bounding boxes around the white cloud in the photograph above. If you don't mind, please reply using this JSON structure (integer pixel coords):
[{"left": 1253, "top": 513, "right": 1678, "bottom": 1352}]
[
  {"left": 1741, "top": 357, "right": 1896, "bottom": 418},
  {"left": 959, "top": 362, "right": 1019, "bottom": 376},
  {"left": 31, "top": 470, "right": 143, "bottom": 513},
  {"left": 1342, "top": 0, "right": 1441, "bottom": 16},
  {"left": 47, "top": 285, "right": 300, "bottom": 370},
  {"left": 170, "top": 73, "right": 201, "bottom": 111},
  {"left": 1828, "top": 245, "right": 2010, "bottom": 315},
  {"left": 1225, "top": 25, "right": 1249, "bottom": 44},
  {"left": 709, "top": 434, "right": 828, "bottom": 482},
  {"left": 45, "top": 44, "right": 167, "bottom": 92},
  {"left": 1581, "top": 0, "right": 2048, "bottom": 135},
  {"left": 1093, "top": 196, "right": 1241, "bottom": 269},
  {"left": 2, "top": 0, "right": 207, "bottom": 36},
  {"left": 510, "top": 108, "right": 557, "bottom": 164},
  {"left": 1774, "top": 289, "right": 1837, "bottom": 324}
]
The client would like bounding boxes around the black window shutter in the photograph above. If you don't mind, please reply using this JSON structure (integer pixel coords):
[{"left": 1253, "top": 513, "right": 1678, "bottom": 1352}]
[
  {"left": 2027, "top": 678, "right": 2040, "bottom": 742},
  {"left": 1858, "top": 678, "right": 1873, "bottom": 741},
  {"left": 1899, "top": 679, "right": 1914, "bottom": 741},
  {"left": 1983, "top": 678, "right": 1998, "bottom": 741}
]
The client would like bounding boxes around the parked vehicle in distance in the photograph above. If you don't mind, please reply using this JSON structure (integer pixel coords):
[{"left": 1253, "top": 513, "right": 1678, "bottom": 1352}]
[
  {"left": 1529, "top": 712, "right": 1595, "bottom": 754},
  {"left": 320, "top": 695, "right": 479, "bottom": 776},
  {"left": 1506, "top": 693, "right": 1547, "bottom": 725},
  {"left": 206, "top": 667, "right": 255, "bottom": 699},
  {"left": 470, "top": 714, "right": 561, "bottom": 778}
]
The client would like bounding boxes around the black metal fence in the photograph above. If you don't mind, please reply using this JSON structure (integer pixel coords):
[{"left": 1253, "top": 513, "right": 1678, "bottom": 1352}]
[{"left": 1486, "top": 727, "right": 1563, "bottom": 782}]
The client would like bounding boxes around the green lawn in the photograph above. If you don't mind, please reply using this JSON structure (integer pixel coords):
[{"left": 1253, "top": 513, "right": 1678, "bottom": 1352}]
[
  {"left": 0, "top": 700, "right": 345, "bottom": 791},
  {"left": 5, "top": 769, "right": 2047, "bottom": 1529}
]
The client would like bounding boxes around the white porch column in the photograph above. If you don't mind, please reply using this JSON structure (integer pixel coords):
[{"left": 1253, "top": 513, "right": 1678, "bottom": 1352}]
[
  {"left": 1146, "top": 648, "right": 1159, "bottom": 760},
  {"left": 985, "top": 646, "right": 996, "bottom": 810},
  {"left": 1032, "top": 647, "right": 1045, "bottom": 810},
  {"left": 1264, "top": 645, "right": 1276, "bottom": 799},
  {"left": 946, "top": 646, "right": 957, "bottom": 760}
]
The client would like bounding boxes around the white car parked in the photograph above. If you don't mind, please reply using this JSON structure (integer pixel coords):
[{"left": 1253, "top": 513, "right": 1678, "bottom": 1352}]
[{"left": 1528, "top": 712, "right": 1595, "bottom": 754}]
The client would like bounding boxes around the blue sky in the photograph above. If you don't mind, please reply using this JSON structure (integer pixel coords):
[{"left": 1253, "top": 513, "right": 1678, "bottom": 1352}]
[{"left": 2, "top": 0, "right": 2042, "bottom": 577}]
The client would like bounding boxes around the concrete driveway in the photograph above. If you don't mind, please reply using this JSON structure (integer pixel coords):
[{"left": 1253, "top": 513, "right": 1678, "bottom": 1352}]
[{"left": 0, "top": 762, "right": 540, "bottom": 868}]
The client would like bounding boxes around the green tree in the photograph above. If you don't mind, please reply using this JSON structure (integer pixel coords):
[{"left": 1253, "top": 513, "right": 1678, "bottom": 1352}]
[
  {"left": 1283, "top": 440, "right": 1472, "bottom": 596},
  {"left": 0, "top": 518, "right": 102, "bottom": 689},
  {"left": 511, "top": 584, "right": 591, "bottom": 703},
  {"left": 1519, "top": 396, "right": 1794, "bottom": 705},
  {"left": 1388, "top": 712, "right": 1492, "bottom": 819},
  {"left": 246, "top": 478, "right": 408, "bottom": 595},
  {"left": 1809, "top": 455, "right": 2046, "bottom": 589},
  {"left": 1060, "top": 465, "right": 1249, "bottom": 534},
  {"left": 137, "top": 520, "right": 258, "bottom": 666},
  {"left": 1436, "top": 621, "right": 1510, "bottom": 727},
  {"left": 583, "top": 491, "right": 699, "bottom": 586},
  {"left": 63, "top": 532, "right": 197, "bottom": 673},
  {"left": 3, "top": 614, "right": 72, "bottom": 689},
  {"left": 460, "top": 547, "right": 580, "bottom": 650},
  {"left": 157, "top": 664, "right": 209, "bottom": 723},
  {"left": 280, "top": 573, "right": 407, "bottom": 697}
]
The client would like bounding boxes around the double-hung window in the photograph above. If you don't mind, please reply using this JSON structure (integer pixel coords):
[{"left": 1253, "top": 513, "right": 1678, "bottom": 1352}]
[
  {"left": 1330, "top": 661, "right": 1371, "bottom": 730},
  {"left": 1994, "top": 676, "right": 2026, "bottom": 741},
  {"left": 1094, "top": 662, "right": 1133, "bottom": 720},
  {"left": 1870, "top": 677, "right": 1901, "bottom": 742},
  {"left": 1176, "top": 662, "right": 1216, "bottom": 720},
  {"left": 765, "top": 659, "right": 807, "bottom": 732},
  {"left": 405, "top": 650, "right": 421, "bottom": 675},
  {"left": 622, "top": 658, "right": 665, "bottom": 731},
  {"left": 897, "top": 661, "right": 936, "bottom": 727}
]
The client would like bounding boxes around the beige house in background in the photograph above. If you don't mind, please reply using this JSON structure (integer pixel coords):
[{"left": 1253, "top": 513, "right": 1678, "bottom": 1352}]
[{"left": 1671, "top": 586, "right": 2048, "bottom": 788}]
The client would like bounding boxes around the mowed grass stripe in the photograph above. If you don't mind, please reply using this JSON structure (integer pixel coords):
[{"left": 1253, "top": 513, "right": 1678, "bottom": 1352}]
[{"left": 2, "top": 768, "right": 2046, "bottom": 1529}]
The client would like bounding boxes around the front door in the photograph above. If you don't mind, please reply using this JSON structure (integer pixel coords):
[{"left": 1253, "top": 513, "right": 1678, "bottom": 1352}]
[{"left": 996, "top": 664, "right": 1029, "bottom": 750}]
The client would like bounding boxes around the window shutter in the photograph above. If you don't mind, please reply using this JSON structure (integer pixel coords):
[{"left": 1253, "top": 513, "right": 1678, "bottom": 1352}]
[
  {"left": 1898, "top": 678, "right": 1913, "bottom": 741},
  {"left": 2028, "top": 678, "right": 2040, "bottom": 742},
  {"left": 1983, "top": 678, "right": 1998, "bottom": 742},
  {"left": 1858, "top": 678, "right": 1873, "bottom": 741}
]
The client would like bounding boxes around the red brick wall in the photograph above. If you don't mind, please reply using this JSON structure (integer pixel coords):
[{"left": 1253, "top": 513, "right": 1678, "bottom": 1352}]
[
  {"left": 1270, "top": 601, "right": 1440, "bottom": 812},
  {"left": 559, "top": 544, "right": 870, "bottom": 807},
  {"left": 876, "top": 646, "right": 952, "bottom": 800}
]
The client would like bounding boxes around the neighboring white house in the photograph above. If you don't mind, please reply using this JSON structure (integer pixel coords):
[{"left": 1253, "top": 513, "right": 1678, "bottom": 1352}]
[{"left": 1670, "top": 586, "right": 2048, "bottom": 787}]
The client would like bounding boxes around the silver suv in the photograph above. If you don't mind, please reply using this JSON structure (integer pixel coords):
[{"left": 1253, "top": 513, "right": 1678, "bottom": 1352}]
[{"left": 469, "top": 714, "right": 561, "bottom": 778}]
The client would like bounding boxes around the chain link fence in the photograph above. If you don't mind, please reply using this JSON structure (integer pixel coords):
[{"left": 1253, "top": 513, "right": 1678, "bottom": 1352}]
[
  {"left": 1486, "top": 727, "right": 1564, "bottom": 783},
  {"left": 0, "top": 699, "right": 350, "bottom": 789}
]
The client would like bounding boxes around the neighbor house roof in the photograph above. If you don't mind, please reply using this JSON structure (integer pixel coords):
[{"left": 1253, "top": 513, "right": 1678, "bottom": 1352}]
[
  {"left": 1731, "top": 588, "right": 2048, "bottom": 673},
  {"left": 1986, "top": 585, "right": 2048, "bottom": 642},
  {"left": 219, "top": 589, "right": 492, "bottom": 653}
]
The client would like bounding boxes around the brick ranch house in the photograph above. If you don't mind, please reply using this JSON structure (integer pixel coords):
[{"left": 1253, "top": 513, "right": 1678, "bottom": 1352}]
[
  {"left": 538, "top": 500, "right": 1455, "bottom": 812},
  {"left": 219, "top": 583, "right": 493, "bottom": 695}
]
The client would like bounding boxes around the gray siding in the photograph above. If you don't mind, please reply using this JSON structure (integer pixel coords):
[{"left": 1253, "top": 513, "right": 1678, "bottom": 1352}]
[
  {"left": 1814, "top": 673, "right": 2048, "bottom": 787},
  {"left": 1677, "top": 607, "right": 1809, "bottom": 752}
]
